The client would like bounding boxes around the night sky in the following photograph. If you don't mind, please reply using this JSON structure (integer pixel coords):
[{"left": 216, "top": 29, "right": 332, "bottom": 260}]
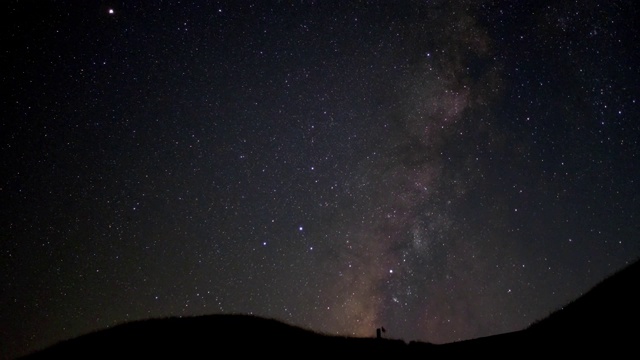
[{"left": 2, "top": 1, "right": 640, "bottom": 358}]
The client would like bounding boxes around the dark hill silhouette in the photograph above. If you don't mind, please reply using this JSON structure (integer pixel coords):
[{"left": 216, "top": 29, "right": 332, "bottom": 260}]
[
  {"left": 19, "top": 314, "right": 415, "bottom": 358},
  {"left": 525, "top": 257, "right": 640, "bottom": 349},
  {"left": 20, "top": 259, "right": 640, "bottom": 358},
  {"left": 435, "top": 258, "right": 640, "bottom": 355}
]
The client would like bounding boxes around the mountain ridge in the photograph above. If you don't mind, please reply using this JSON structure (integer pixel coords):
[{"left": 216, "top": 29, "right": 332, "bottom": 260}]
[{"left": 20, "top": 258, "right": 640, "bottom": 358}]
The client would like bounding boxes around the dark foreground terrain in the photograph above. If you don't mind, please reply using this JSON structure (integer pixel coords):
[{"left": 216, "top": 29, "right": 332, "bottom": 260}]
[{"left": 21, "top": 259, "right": 640, "bottom": 358}]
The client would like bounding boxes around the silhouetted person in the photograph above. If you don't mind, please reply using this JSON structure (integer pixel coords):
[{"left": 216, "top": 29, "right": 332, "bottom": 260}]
[{"left": 376, "top": 326, "right": 386, "bottom": 339}]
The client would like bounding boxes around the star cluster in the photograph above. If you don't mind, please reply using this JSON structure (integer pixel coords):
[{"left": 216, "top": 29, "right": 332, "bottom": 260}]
[{"left": 2, "top": 1, "right": 639, "bottom": 358}]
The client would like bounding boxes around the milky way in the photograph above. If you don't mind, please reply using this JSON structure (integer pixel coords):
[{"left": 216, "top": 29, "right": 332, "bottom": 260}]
[
  {"left": 313, "top": 5, "right": 499, "bottom": 339},
  {"left": 3, "top": 1, "right": 640, "bottom": 358}
]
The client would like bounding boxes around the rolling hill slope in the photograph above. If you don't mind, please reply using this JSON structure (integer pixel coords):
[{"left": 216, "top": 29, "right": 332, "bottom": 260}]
[{"left": 21, "top": 259, "right": 639, "bottom": 358}]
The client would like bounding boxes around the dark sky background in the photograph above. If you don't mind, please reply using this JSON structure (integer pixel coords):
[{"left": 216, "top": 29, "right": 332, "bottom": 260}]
[{"left": 2, "top": 1, "right": 639, "bottom": 358}]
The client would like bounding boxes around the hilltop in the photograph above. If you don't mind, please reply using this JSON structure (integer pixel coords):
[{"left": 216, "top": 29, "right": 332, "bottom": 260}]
[{"left": 21, "top": 259, "right": 640, "bottom": 358}]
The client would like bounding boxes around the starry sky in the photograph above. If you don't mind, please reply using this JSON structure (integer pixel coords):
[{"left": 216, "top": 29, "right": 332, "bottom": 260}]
[{"left": 2, "top": 1, "right": 640, "bottom": 358}]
